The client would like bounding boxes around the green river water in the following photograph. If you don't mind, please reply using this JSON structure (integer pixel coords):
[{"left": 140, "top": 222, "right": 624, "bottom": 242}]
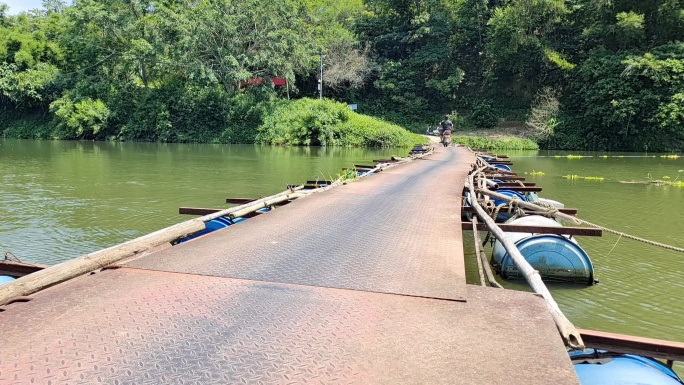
[{"left": 1, "top": 139, "right": 683, "bottom": 356}]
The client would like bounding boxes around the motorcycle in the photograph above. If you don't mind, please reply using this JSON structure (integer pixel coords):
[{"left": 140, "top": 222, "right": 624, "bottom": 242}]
[{"left": 441, "top": 130, "right": 452, "bottom": 147}]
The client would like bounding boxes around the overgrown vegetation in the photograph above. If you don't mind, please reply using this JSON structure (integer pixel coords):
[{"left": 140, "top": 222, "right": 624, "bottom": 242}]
[
  {"left": 256, "top": 98, "right": 423, "bottom": 146},
  {"left": 452, "top": 135, "right": 539, "bottom": 151},
  {"left": 1, "top": 0, "right": 684, "bottom": 150}
]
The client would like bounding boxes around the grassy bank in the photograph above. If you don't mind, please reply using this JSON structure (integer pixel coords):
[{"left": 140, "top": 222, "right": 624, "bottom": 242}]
[
  {"left": 453, "top": 134, "right": 539, "bottom": 150},
  {"left": 256, "top": 98, "right": 425, "bottom": 147}
]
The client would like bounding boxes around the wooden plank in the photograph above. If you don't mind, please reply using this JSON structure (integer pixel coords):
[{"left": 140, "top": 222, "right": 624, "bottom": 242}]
[
  {"left": 180, "top": 207, "right": 275, "bottom": 217},
  {"left": 0, "top": 261, "right": 47, "bottom": 278},
  {"left": 496, "top": 182, "right": 536, "bottom": 187},
  {"left": 485, "top": 176, "right": 525, "bottom": 181},
  {"left": 462, "top": 222, "right": 601, "bottom": 236},
  {"left": 579, "top": 328, "right": 684, "bottom": 362},
  {"left": 355, "top": 164, "right": 379, "bottom": 169},
  {"left": 306, "top": 180, "right": 333, "bottom": 185},
  {"left": 342, "top": 167, "right": 374, "bottom": 172},
  {"left": 488, "top": 161, "right": 513, "bottom": 165},
  {"left": 373, "top": 159, "right": 398, "bottom": 163},
  {"left": 495, "top": 187, "right": 542, "bottom": 192},
  {"left": 226, "top": 198, "right": 257, "bottom": 204},
  {"left": 461, "top": 206, "right": 578, "bottom": 215},
  {"left": 488, "top": 171, "right": 517, "bottom": 175},
  {"left": 479, "top": 153, "right": 509, "bottom": 159},
  {"left": 179, "top": 207, "right": 221, "bottom": 215}
]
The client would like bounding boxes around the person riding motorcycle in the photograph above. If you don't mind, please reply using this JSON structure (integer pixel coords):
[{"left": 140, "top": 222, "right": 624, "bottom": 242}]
[{"left": 439, "top": 115, "right": 453, "bottom": 142}]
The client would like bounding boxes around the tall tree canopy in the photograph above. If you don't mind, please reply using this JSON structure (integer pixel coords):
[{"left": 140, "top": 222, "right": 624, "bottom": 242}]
[{"left": 1, "top": 0, "right": 684, "bottom": 150}]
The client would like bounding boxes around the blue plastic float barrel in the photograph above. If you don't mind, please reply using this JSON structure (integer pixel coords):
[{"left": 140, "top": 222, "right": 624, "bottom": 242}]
[
  {"left": 0, "top": 275, "right": 16, "bottom": 285},
  {"left": 491, "top": 215, "right": 594, "bottom": 284},
  {"left": 570, "top": 349, "right": 684, "bottom": 385},
  {"left": 493, "top": 164, "right": 512, "bottom": 171},
  {"left": 177, "top": 217, "right": 233, "bottom": 243},
  {"left": 490, "top": 189, "right": 527, "bottom": 221},
  {"left": 177, "top": 206, "right": 272, "bottom": 243}
]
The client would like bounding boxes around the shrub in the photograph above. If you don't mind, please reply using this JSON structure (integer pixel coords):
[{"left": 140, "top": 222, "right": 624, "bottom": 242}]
[
  {"left": 256, "top": 98, "right": 423, "bottom": 147},
  {"left": 50, "top": 96, "right": 110, "bottom": 139},
  {"left": 471, "top": 101, "right": 498, "bottom": 129},
  {"left": 453, "top": 135, "right": 538, "bottom": 150}
]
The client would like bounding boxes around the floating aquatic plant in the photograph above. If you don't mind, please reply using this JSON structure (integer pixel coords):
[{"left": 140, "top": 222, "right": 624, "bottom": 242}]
[
  {"left": 628, "top": 172, "right": 684, "bottom": 187},
  {"left": 660, "top": 155, "right": 681, "bottom": 159},
  {"left": 563, "top": 175, "right": 605, "bottom": 181},
  {"left": 553, "top": 154, "right": 590, "bottom": 159},
  {"left": 526, "top": 170, "right": 545, "bottom": 176}
]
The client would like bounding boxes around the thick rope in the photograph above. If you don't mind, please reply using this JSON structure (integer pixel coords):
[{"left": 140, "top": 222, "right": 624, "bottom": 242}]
[
  {"left": 473, "top": 172, "right": 684, "bottom": 253},
  {"left": 566, "top": 215, "right": 684, "bottom": 253}
]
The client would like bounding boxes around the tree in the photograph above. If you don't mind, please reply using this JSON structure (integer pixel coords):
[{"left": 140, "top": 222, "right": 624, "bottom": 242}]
[
  {"left": 355, "top": 0, "right": 464, "bottom": 124},
  {"left": 167, "top": 0, "right": 316, "bottom": 93}
]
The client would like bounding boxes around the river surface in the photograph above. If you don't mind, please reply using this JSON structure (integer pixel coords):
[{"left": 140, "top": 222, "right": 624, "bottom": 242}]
[{"left": 2, "top": 139, "right": 683, "bottom": 358}]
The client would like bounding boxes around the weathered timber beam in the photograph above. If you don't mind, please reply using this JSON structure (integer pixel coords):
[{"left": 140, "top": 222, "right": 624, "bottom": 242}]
[
  {"left": 179, "top": 207, "right": 221, "bottom": 215},
  {"left": 0, "top": 261, "right": 47, "bottom": 277},
  {"left": 306, "top": 180, "right": 333, "bottom": 185},
  {"left": 488, "top": 161, "right": 513, "bottom": 165},
  {"left": 493, "top": 186, "right": 542, "bottom": 192},
  {"left": 180, "top": 207, "right": 274, "bottom": 217},
  {"left": 480, "top": 153, "right": 509, "bottom": 158},
  {"left": 226, "top": 198, "right": 257, "bottom": 204},
  {"left": 462, "top": 222, "right": 602, "bottom": 236},
  {"left": 484, "top": 175, "right": 525, "bottom": 181},
  {"left": 355, "top": 164, "right": 380, "bottom": 170},
  {"left": 496, "top": 182, "right": 536, "bottom": 187},
  {"left": 579, "top": 328, "right": 684, "bottom": 362},
  {"left": 461, "top": 206, "right": 578, "bottom": 215}
]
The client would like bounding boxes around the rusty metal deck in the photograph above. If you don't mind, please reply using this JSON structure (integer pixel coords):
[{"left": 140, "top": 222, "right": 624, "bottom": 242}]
[
  {"left": 0, "top": 268, "right": 576, "bottom": 385},
  {"left": 0, "top": 146, "right": 580, "bottom": 384},
  {"left": 125, "top": 146, "right": 473, "bottom": 301}
]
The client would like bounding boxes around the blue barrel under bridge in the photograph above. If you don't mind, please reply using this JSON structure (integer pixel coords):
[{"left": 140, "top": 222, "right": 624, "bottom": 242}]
[
  {"left": 570, "top": 349, "right": 684, "bottom": 385},
  {"left": 491, "top": 215, "right": 595, "bottom": 285}
]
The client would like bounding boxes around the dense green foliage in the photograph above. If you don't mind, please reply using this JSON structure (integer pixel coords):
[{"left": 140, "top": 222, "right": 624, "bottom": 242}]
[
  {"left": 256, "top": 98, "right": 423, "bottom": 146},
  {"left": 452, "top": 135, "right": 539, "bottom": 151},
  {"left": 1, "top": 0, "right": 684, "bottom": 150}
]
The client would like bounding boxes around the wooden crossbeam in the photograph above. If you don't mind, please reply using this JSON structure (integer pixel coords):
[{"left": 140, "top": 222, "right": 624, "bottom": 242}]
[
  {"left": 354, "top": 164, "right": 379, "bottom": 169},
  {"left": 179, "top": 207, "right": 272, "bottom": 217},
  {"left": 494, "top": 187, "right": 542, "bottom": 192},
  {"left": 496, "top": 182, "right": 536, "bottom": 187},
  {"left": 226, "top": 198, "right": 257, "bottom": 204},
  {"left": 461, "top": 222, "right": 601, "bottom": 236},
  {"left": 579, "top": 328, "right": 684, "bottom": 362},
  {"left": 485, "top": 176, "right": 526, "bottom": 181},
  {"left": 461, "top": 206, "right": 578, "bottom": 215},
  {"left": 179, "top": 207, "right": 221, "bottom": 215}
]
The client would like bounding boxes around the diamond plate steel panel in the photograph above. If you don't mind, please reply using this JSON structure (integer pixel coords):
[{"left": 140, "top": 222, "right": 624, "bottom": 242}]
[
  {"left": 125, "top": 147, "right": 473, "bottom": 301},
  {"left": 0, "top": 268, "right": 577, "bottom": 385}
]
